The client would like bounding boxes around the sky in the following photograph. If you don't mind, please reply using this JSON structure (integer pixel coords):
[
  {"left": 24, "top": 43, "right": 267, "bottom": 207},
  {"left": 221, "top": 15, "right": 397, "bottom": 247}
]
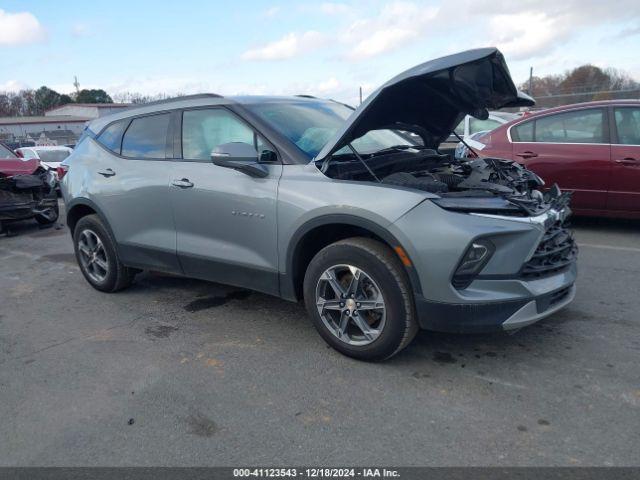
[{"left": 1, "top": 0, "right": 639, "bottom": 105}]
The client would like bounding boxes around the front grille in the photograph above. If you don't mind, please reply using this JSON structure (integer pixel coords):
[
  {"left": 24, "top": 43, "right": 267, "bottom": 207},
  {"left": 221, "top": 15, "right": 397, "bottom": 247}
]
[{"left": 521, "top": 222, "right": 577, "bottom": 279}]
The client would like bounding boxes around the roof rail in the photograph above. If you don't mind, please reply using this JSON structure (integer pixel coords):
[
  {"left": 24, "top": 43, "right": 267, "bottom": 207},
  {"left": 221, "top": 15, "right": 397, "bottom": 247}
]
[
  {"left": 129, "top": 93, "right": 224, "bottom": 108},
  {"left": 294, "top": 94, "right": 317, "bottom": 99}
]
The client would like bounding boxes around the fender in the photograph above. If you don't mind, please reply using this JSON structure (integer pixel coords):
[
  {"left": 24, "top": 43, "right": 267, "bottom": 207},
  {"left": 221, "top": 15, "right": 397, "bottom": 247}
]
[
  {"left": 281, "top": 213, "right": 423, "bottom": 301},
  {"left": 65, "top": 197, "right": 119, "bottom": 248}
]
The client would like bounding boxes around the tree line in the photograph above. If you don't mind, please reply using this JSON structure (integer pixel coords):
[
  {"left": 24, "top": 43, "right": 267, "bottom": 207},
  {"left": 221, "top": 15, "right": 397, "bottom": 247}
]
[
  {"left": 519, "top": 65, "right": 639, "bottom": 107},
  {"left": 0, "top": 87, "right": 113, "bottom": 117},
  {"left": 1, "top": 64, "right": 638, "bottom": 117}
]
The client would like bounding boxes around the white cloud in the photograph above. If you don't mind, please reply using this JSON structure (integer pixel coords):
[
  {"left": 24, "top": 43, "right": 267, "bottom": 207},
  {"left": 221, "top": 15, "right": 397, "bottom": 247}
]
[
  {"left": 0, "top": 79, "right": 30, "bottom": 92},
  {"left": 488, "top": 11, "right": 560, "bottom": 60},
  {"left": 0, "top": 9, "right": 46, "bottom": 46},
  {"left": 340, "top": 2, "right": 439, "bottom": 60},
  {"left": 241, "top": 31, "right": 326, "bottom": 61}
]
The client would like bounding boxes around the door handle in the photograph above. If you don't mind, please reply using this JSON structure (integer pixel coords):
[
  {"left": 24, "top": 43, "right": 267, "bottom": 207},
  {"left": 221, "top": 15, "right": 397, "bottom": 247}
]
[
  {"left": 97, "top": 168, "right": 116, "bottom": 177},
  {"left": 516, "top": 151, "right": 538, "bottom": 159},
  {"left": 172, "top": 178, "right": 194, "bottom": 188},
  {"left": 615, "top": 157, "right": 639, "bottom": 166}
]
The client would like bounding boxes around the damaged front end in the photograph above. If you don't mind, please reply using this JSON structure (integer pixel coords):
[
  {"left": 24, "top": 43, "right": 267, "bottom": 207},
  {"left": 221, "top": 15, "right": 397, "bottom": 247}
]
[
  {"left": 321, "top": 147, "right": 571, "bottom": 217},
  {"left": 0, "top": 167, "right": 58, "bottom": 224}
]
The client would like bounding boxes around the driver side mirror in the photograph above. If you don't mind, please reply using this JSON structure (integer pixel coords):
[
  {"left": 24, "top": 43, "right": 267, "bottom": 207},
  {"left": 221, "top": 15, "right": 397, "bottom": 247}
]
[{"left": 211, "top": 142, "right": 269, "bottom": 178}]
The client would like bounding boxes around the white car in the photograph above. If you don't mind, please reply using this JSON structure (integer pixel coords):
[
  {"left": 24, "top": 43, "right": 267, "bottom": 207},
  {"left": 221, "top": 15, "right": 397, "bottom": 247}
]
[
  {"left": 451, "top": 112, "right": 520, "bottom": 158},
  {"left": 15, "top": 146, "right": 73, "bottom": 172}
]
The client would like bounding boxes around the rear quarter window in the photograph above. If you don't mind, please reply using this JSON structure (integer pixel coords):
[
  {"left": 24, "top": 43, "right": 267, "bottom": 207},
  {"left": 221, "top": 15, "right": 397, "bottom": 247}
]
[{"left": 97, "top": 120, "right": 129, "bottom": 154}]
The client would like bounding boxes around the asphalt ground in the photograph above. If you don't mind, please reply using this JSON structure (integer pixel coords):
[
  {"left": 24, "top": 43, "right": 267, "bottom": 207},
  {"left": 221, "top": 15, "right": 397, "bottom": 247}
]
[{"left": 1, "top": 202, "right": 639, "bottom": 466}]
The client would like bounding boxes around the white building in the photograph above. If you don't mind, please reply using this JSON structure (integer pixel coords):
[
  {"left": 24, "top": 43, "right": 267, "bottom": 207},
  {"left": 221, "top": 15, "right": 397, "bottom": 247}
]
[
  {"left": 0, "top": 116, "right": 89, "bottom": 147},
  {"left": 0, "top": 103, "right": 131, "bottom": 148},
  {"left": 45, "top": 103, "right": 130, "bottom": 119}
]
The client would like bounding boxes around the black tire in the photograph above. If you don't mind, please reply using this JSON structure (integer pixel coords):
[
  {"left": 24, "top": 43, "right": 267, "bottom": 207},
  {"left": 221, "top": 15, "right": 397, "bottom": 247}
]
[
  {"left": 34, "top": 203, "right": 59, "bottom": 225},
  {"left": 73, "top": 214, "right": 136, "bottom": 292},
  {"left": 303, "top": 237, "right": 418, "bottom": 361}
]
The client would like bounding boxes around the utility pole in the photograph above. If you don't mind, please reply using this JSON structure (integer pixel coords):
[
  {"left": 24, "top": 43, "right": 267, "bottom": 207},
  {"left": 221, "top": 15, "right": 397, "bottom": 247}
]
[
  {"left": 359, "top": 86, "right": 362, "bottom": 105},
  {"left": 528, "top": 67, "right": 533, "bottom": 95}
]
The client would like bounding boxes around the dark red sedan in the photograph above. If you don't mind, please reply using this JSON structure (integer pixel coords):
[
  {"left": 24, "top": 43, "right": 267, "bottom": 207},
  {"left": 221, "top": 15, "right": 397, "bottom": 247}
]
[{"left": 476, "top": 100, "right": 640, "bottom": 219}]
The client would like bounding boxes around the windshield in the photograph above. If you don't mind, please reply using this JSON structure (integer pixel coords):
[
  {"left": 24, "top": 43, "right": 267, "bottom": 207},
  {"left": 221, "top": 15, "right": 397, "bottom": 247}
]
[
  {"left": 246, "top": 101, "right": 414, "bottom": 159},
  {"left": 37, "top": 150, "right": 71, "bottom": 163},
  {"left": 0, "top": 143, "right": 16, "bottom": 158}
]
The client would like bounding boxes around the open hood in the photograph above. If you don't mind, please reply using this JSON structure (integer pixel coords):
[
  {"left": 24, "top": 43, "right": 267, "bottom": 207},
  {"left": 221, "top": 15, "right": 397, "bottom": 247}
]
[{"left": 315, "top": 48, "right": 534, "bottom": 160}]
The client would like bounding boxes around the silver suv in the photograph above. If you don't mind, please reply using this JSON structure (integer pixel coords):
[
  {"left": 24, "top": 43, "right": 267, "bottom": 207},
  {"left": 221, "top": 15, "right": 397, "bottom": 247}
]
[{"left": 61, "top": 48, "right": 577, "bottom": 361}]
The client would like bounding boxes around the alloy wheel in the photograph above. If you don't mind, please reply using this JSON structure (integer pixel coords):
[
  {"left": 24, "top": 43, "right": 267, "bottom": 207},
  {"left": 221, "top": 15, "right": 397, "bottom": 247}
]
[
  {"left": 315, "top": 264, "right": 386, "bottom": 346},
  {"left": 77, "top": 229, "right": 109, "bottom": 283}
]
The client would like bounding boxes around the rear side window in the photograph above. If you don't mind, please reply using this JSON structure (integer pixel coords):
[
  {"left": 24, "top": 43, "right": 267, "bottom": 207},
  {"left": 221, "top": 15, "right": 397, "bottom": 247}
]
[
  {"left": 535, "top": 109, "right": 604, "bottom": 144},
  {"left": 511, "top": 121, "right": 534, "bottom": 142},
  {"left": 121, "top": 114, "right": 171, "bottom": 159},
  {"left": 614, "top": 107, "right": 640, "bottom": 145},
  {"left": 97, "top": 120, "right": 128, "bottom": 153}
]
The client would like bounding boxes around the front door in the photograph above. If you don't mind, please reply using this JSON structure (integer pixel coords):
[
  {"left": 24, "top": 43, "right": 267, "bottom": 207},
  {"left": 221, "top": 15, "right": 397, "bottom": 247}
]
[
  {"left": 169, "top": 107, "right": 282, "bottom": 295},
  {"left": 510, "top": 108, "right": 611, "bottom": 211},
  {"left": 608, "top": 106, "right": 640, "bottom": 213}
]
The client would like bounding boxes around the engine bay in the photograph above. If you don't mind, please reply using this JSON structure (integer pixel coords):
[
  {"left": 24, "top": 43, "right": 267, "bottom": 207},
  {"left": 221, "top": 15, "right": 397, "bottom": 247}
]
[{"left": 318, "top": 148, "right": 571, "bottom": 216}]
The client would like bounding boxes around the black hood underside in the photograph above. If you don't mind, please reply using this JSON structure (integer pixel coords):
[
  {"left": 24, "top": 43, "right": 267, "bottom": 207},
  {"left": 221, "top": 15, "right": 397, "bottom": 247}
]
[{"left": 316, "top": 48, "right": 534, "bottom": 159}]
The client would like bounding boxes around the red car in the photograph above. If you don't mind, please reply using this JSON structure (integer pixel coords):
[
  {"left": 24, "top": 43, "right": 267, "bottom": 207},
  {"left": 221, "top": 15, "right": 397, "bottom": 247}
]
[
  {"left": 476, "top": 100, "right": 640, "bottom": 219},
  {"left": 0, "top": 141, "right": 59, "bottom": 232}
]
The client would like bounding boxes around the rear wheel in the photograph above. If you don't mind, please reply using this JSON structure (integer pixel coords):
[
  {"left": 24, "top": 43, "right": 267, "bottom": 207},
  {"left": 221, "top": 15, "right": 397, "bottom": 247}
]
[
  {"left": 303, "top": 237, "right": 418, "bottom": 361},
  {"left": 73, "top": 214, "right": 136, "bottom": 292}
]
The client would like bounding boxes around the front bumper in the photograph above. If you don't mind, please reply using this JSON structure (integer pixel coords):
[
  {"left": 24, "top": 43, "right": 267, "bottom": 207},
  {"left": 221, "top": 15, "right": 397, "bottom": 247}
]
[
  {"left": 391, "top": 198, "right": 578, "bottom": 333},
  {"left": 415, "top": 281, "right": 575, "bottom": 333}
]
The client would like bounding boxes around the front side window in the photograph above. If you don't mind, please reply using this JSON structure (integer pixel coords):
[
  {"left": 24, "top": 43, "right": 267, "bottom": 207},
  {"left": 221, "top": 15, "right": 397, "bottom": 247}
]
[
  {"left": 20, "top": 149, "right": 38, "bottom": 159},
  {"left": 121, "top": 114, "right": 170, "bottom": 159},
  {"left": 182, "top": 108, "right": 264, "bottom": 160},
  {"left": 535, "top": 109, "right": 604, "bottom": 144},
  {"left": 97, "top": 120, "right": 129, "bottom": 154},
  {"left": 614, "top": 108, "right": 640, "bottom": 145}
]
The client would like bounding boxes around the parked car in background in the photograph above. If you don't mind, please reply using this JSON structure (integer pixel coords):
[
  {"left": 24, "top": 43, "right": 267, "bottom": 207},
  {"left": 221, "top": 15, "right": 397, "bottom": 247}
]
[
  {"left": 60, "top": 48, "right": 577, "bottom": 361},
  {"left": 474, "top": 100, "right": 640, "bottom": 219},
  {"left": 0, "top": 142, "right": 59, "bottom": 232},
  {"left": 450, "top": 111, "right": 520, "bottom": 143},
  {"left": 15, "top": 146, "right": 74, "bottom": 172}
]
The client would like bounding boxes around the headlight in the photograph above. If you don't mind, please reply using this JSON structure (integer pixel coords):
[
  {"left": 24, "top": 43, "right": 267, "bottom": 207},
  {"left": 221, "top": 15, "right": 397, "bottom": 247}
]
[{"left": 452, "top": 238, "right": 495, "bottom": 289}]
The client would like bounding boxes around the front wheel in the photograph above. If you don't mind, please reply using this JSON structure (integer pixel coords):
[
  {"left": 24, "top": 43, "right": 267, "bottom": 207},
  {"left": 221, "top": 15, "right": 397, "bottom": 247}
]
[{"left": 303, "top": 237, "right": 418, "bottom": 361}]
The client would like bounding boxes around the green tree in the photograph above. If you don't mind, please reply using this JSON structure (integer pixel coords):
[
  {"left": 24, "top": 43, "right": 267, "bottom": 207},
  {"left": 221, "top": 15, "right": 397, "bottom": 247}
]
[
  {"left": 34, "top": 86, "right": 62, "bottom": 114},
  {"left": 76, "top": 89, "right": 113, "bottom": 103}
]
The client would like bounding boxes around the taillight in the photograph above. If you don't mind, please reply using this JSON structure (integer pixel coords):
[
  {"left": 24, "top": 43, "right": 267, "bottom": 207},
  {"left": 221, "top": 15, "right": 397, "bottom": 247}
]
[{"left": 57, "top": 164, "right": 69, "bottom": 180}]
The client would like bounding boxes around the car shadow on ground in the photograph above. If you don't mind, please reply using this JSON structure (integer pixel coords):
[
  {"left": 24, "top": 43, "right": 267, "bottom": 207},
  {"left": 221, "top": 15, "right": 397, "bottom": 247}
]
[{"left": 127, "top": 270, "right": 580, "bottom": 370}]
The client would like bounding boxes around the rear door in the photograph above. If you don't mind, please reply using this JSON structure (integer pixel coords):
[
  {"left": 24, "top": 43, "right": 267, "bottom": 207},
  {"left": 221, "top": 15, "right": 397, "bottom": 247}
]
[
  {"left": 91, "top": 113, "right": 180, "bottom": 272},
  {"left": 509, "top": 108, "right": 611, "bottom": 211},
  {"left": 169, "top": 107, "right": 282, "bottom": 295},
  {"left": 608, "top": 106, "right": 640, "bottom": 213}
]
